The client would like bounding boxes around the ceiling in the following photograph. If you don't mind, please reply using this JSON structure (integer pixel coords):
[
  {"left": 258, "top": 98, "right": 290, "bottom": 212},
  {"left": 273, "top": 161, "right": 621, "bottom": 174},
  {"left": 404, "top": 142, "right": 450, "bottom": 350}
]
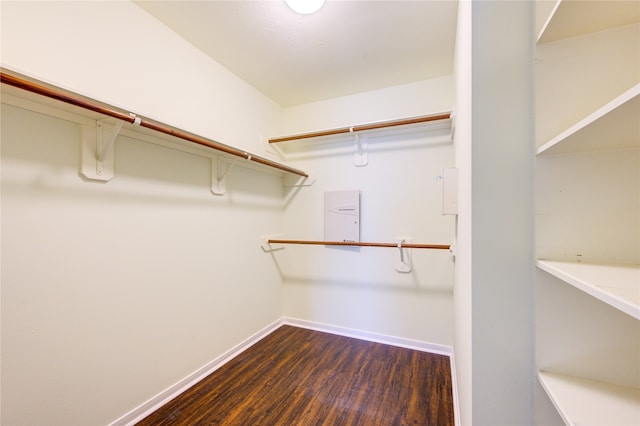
[{"left": 134, "top": 0, "right": 458, "bottom": 107}]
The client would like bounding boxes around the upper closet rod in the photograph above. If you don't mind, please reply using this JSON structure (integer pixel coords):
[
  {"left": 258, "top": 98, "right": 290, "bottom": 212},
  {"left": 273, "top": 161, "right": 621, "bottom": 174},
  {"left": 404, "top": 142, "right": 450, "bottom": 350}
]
[
  {"left": 0, "top": 72, "right": 308, "bottom": 178},
  {"left": 268, "top": 239, "right": 451, "bottom": 250},
  {"left": 268, "top": 112, "right": 452, "bottom": 144}
]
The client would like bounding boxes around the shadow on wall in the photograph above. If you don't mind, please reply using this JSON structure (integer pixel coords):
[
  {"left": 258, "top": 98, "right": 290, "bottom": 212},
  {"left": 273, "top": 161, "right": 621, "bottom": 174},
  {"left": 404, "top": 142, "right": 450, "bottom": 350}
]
[
  {"left": 267, "top": 246, "right": 455, "bottom": 294},
  {"left": 1, "top": 103, "right": 286, "bottom": 211},
  {"left": 271, "top": 126, "right": 453, "bottom": 160},
  {"left": 280, "top": 275, "right": 455, "bottom": 295}
]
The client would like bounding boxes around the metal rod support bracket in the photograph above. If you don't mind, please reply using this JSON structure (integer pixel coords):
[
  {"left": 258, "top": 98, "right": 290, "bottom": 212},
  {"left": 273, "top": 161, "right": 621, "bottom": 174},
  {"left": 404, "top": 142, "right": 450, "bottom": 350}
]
[
  {"left": 395, "top": 238, "right": 413, "bottom": 273},
  {"left": 97, "top": 120, "right": 123, "bottom": 162},
  {"left": 80, "top": 120, "right": 119, "bottom": 182},
  {"left": 283, "top": 173, "right": 316, "bottom": 188},
  {"left": 351, "top": 128, "right": 368, "bottom": 166},
  {"left": 211, "top": 156, "right": 239, "bottom": 195},
  {"left": 260, "top": 236, "right": 285, "bottom": 253},
  {"left": 449, "top": 108, "right": 456, "bottom": 141}
]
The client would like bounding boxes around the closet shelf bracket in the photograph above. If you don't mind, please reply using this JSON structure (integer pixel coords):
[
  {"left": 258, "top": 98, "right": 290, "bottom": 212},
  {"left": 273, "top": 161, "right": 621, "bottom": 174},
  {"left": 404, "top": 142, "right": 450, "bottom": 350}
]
[
  {"left": 283, "top": 173, "right": 316, "bottom": 188},
  {"left": 449, "top": 109, "right": 456, "bottom": 141},
  {"left": 80, "top": 114, "right": 142, "bottom": 182},
  {"left": 211, "top": 156, "right": 241, "bottom": 195},
  {"left": 1, "top": 70, "right": 310, "bottom": 186},
  {"left": 97, "top": 120, "right": 123, "bottom": 162},
  {"left": 395, "top": 239, "right": 412, "bottom": 273},
  {"left": 80, "top": 120, "right": 117, "bottom": 182},
  {"left": 351, "top": 128, "right": 368, "bottom": 166},
  {"left": 260, "top": 236, "right": 285, "bottom": 253}
]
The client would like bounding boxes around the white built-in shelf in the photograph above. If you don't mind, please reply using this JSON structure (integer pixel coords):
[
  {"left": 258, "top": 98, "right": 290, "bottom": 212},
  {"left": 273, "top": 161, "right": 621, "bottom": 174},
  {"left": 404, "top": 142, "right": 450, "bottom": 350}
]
[
  {"left": 537, "top": 260, "right": 640, "bottom": 320},
  {"left": 535, "top": 1, "right": 640, "bottom": 424},
  {"left": 538, "top": 371, "right": 640, "bottom": 426},
  {"left": 536, "top": 84, "right": 640, "bottom": 155},
  {"left": 537, "top": 0, "right": 640, "bottom": 44},
  {"left": 0, "top": 71, "right": 308, "bottom": 180},
  {"left": 267, "top": 112, "right": 453, "bottom": 157}
]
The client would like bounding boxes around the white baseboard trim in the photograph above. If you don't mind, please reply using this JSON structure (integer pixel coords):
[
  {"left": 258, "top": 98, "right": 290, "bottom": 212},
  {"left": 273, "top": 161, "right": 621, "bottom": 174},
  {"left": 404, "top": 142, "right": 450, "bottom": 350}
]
[
  {"left": 110, "top": 316, "right": 458, "bottom": 425},
  {"left": 109, "top": 318, "right": 284, "bottom": 426},
  {"left": 282, "top": 317, "right": 453, "bottom": 356},
  {"left": 448, "top": 352, "right": 462, "bottom": 426}
]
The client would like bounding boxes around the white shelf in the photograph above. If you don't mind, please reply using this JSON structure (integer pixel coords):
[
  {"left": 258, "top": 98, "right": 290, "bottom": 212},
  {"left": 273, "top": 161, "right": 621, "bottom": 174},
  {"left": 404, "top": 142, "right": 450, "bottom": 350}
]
[
  {"left": 536, "top": 84, "right": 639, "bottom": 155},
  {"left": 535, "top": 1, "right": 640, "bottom": 423},
  {"left": 268, "top": 113, "right": 453, "bottom": 158},
  {"left": 537, "top": 0, "right": 640, "bottom": 44},
  {"left": 538, "top": 371, "right": 640, "bottom": 426},
  {"left": 537, "top": 260, "right": 640, "bottom": 320},
  {"left": 0, "top": 74, "right": 308, "bottom": 180}
]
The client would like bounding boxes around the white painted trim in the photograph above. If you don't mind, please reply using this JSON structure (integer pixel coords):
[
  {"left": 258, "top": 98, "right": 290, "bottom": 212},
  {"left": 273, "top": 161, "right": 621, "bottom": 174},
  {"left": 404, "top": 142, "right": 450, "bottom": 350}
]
[
  {"left": 537, "top": 0, "right": 562, "bottom": 44},
  {"left": 449, "top": 352, "right": 462, "bottom": 426},
  {"left": 282, "top": 317, "right": 453, "bottom": 356},
  {"left": 109, "top": 318, "right": 285, "bottom": 426},
  {"left": 110, "top": 317, "right": 457, "bottom": 425}
]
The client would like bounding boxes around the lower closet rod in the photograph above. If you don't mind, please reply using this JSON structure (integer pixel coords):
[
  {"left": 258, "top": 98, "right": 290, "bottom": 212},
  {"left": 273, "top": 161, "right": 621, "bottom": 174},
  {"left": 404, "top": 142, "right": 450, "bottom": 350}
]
[
  {"left": 0, "top": 71, "right": 308, "bottom": 178},
  {"left": 268, "top": 239, "right": 451, "bottom": 250}
]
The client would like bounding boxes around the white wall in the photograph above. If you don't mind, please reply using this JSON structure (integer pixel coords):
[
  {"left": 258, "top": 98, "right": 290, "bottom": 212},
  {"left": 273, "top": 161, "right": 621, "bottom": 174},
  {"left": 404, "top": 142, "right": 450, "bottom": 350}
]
[
  {"left": 283, "top": 76, "right": 454, "bottom": 134},
  {"left": 471, "top": 2, "right": 534, "bottom": 425},
  {"left": 0, "top": 1, "right": 281, "bottom": 153},
  {"left": 276, "top": 78, "right": 457, "bottom": 345},
  {"left": 1, "top": 2, "right": 286, "bottom": 424},
  {"left": 535, "top": 23, "right": 639, "bottom": 147},
  {"left": 1, "top": 1, "right": 539, "bottom": 425},
  {"left": 453, "top": 0, "right": 473, "bottom": 424}
]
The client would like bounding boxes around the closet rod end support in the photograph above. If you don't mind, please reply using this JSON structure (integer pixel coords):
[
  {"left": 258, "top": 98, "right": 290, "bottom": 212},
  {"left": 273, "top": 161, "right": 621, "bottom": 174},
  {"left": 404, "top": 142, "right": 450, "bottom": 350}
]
[
  {"left": 284, "top": 173, "right": 316, "bottom": 188},
  {"left": 395, "top": 237, "right": 412, "bottom": 273},
  {"left": 261, "top": 236, "right": 285, "bottom": 253}
]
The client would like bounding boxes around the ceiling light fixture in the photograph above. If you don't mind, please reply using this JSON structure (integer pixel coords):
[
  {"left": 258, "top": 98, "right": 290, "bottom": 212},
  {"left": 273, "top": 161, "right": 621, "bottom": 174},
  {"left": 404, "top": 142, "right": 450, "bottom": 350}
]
[{"left": 285, "top": 0, "right": 325, "bottom": 15}]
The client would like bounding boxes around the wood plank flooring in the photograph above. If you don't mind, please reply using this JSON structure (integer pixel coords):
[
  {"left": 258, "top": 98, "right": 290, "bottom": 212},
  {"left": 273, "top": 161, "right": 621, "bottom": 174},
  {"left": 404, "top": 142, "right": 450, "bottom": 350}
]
[{"left": 136, "top": 325, "right": 454, "bottom": 425}]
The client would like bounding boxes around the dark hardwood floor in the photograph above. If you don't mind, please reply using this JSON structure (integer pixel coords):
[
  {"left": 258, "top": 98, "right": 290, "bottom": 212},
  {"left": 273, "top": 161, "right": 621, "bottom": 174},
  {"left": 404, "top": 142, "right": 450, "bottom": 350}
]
[{"left": 136, "top": 325, "right": 454, "bottom": 425}]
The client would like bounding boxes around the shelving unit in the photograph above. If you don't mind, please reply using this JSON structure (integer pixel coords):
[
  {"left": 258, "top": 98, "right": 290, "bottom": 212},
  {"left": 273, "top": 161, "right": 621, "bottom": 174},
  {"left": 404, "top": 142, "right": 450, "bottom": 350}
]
[
  {"left": 536, "top": 0, "right": 640, "bottom": 44},
  {"left": 537, "top": 372, "right": 640, "bottom": 426},
  {"left": 534, "top": 1, "right": 640, "bottom": 424},
  {"left": 268, "top": 112, "right": 452, "bottom": 144},
  {"left": 537, "top": 260, "right": 639, "bottom": 320},
  {"left": 266, "top": 112, "right": 453, "bottom": 161},
  {"left": 536, "top": 84, "right": 639, "bottom": 155},
  {"left": 265, "top": 239, "right": 451, "bottom": 250},
  {"left": 0, "top": 70, "right": 308, "bottom": 189}
]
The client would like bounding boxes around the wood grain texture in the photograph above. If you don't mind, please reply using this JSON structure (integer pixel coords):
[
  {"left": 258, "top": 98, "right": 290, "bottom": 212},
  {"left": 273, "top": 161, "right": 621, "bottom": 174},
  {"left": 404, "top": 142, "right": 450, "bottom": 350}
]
[{"left": 136, "top": 326, "right": 454, "bottom": 425}]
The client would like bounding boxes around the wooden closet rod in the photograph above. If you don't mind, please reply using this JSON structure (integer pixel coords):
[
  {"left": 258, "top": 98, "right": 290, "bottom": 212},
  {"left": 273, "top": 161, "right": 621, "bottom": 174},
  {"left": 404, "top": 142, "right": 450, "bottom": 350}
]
[
  {"left": 268, "top": 239, "right": 451, "bottom": 250},
  {"left": 0, "top": 72, "right": 308, "bottom": 178},
  {"left": 268, "top": 112, "right": 452, "bottom": 144}
]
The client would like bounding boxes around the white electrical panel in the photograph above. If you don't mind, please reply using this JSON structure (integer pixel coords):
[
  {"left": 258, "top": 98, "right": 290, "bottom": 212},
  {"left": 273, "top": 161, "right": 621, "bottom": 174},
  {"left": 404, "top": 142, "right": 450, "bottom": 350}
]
[{"left": 324, "top": 190, "right": 360, "bottom": 242}]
